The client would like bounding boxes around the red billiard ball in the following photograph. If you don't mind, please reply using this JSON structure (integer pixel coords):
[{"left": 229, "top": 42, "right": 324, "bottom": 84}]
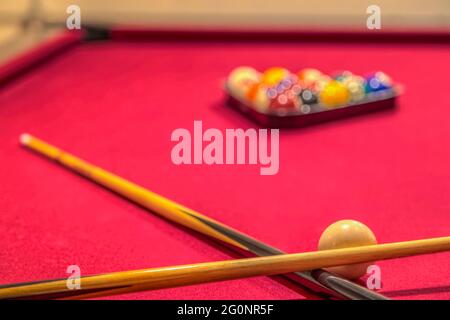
[
  {"left": 268, "top": 91, "right": 298, "bottom": 110},
  {"left": 266, "top": 75, "right": 302, "bottom": 111}
]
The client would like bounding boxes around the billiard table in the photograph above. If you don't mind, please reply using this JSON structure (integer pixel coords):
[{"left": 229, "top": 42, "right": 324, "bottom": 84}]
[{"left": 1, "top": 27, "right": 450, "bottom": 300}]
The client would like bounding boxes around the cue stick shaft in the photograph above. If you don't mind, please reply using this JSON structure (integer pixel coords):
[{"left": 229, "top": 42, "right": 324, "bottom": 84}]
[
  {"left": 18, "top": 133, "right": 386, "bottom": 300},
  {"left": 1, "top": 235, "right": 450, "bottom": 300}
]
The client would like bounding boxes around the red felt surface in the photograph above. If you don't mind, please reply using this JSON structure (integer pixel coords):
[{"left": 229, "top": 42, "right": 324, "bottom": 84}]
[{"left": 1, "top": 31, "right": 450, "bottom": 299}]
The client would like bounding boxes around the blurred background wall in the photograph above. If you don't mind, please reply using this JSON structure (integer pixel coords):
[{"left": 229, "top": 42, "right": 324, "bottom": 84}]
[
  {"left": 1, "top": 0, "right": 449, "bottom": 61},
  {"left": 1, "top": 0, "right": 450, "bottom": 28}
]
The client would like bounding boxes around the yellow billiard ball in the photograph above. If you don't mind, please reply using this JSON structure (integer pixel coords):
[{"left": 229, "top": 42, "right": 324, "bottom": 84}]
[
  {"left": 227, "top": 66, "right": 261, "bottom": 101},
  {"left": 261, "top": 67, "right": 290, "bottom": 86},
  {"left": 319, "top": 80, "right": 351, "bottom": 108},
  {"left": 318, "top": 220, "right": 378, "bottom": 279}
]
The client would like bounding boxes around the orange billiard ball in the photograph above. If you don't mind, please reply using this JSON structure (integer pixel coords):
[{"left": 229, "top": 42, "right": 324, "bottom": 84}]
[
  {"left": 246, "top": 82, "right": 270, "bottom": 112},
  {"left": 318, "top": 220, "right": 378, "bottom": 279}
]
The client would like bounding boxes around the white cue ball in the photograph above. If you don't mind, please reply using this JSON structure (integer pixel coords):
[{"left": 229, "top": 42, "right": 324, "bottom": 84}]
[
  {"left": 318, "top": 219, "right": 377, "bottom": 279},
  {"left": 227, "top": 66, "right": 261, "bottom": 101}
]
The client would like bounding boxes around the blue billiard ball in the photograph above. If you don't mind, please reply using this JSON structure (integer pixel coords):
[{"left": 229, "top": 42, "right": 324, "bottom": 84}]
[{"left": 365, "top": 72, "right": 392, "bottom": 92}]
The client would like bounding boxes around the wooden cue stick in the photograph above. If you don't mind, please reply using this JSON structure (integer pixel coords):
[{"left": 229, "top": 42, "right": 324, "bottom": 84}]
[
  {"left": 2, "top": 235, "right": 450, "bottom": 300},
  {"left": 18, "top": 133, "right": 386, "bottom": 300}
]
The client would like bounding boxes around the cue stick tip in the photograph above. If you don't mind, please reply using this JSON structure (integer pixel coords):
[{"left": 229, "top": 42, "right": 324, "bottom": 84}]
[{"left": 19, "top": 133, "right": 32, "bottom": 146}]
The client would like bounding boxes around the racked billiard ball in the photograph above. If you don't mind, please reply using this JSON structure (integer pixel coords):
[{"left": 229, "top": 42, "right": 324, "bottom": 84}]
[
  {"left": 227, "top": 66, "right": 261, "bottom": 101},
  {"left": 247, "top": 72, "right": 300, "bottom": 112},
  {"left": 318, "top": 219, "right": 378, "bottom": 279},
  {"left": 274, "top": 73, "right": 299, "bottom": 94},
  {"left": 267, "top": 85, "right": 300, "bottom": 110},
  {"left": 261, "top": 67, "right": 290, "bottom": 86},
  {"left": 365, "top": 72, "right": 392, "bottom": 92},
  {"left": 268, "top": 92, "right": 297, "bottom": 110},
  {"left": 246, "top": 83, "right": 270, "bottom": 112},
  {"left": 253, "top": 88, "right": 271, "bottom": 112},
  {"left": 299, "top": 104, "right": 312, "bottom": 114},
  {"left": 319, "top": 80, "right": 351, "bottom": 108},
  {"left": 297, "top": 68, "right": 323, "bottom": 88},
  {"left": 264, "top": 74, "right": 302, "bottom": 111},
  {"left": 336, "top": 74, "right": 366, "bottom": 102},
  {"left": 311, "top": 74, "right": 332, "bottom": 93},
  {"left": 333, "top": 70, "right": 353, "bottom": 82},
  {"left": 298, "top": 88, "right": 318, "bottom": 105}
]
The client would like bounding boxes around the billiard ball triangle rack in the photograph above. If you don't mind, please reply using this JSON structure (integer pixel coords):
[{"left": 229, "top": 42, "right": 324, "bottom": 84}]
[
  {"left": 226, "top": 86, "right": 402, "bottom": 128},
  {"left": 225, "top": 82, "right": 402, "bottom": 128}
]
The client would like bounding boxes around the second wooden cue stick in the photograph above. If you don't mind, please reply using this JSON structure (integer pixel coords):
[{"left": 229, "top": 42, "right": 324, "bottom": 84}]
[
  {"left": 19, "top": 133, "right": 386, "bottom": 300},
  {"left": 1, "top": 235, "right": 450, "bottom": 300}
]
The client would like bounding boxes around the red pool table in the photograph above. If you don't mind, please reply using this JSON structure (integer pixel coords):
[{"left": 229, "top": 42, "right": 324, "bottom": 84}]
[{"left": 1, "top": 27, "right": 450, "bottom": 300}]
